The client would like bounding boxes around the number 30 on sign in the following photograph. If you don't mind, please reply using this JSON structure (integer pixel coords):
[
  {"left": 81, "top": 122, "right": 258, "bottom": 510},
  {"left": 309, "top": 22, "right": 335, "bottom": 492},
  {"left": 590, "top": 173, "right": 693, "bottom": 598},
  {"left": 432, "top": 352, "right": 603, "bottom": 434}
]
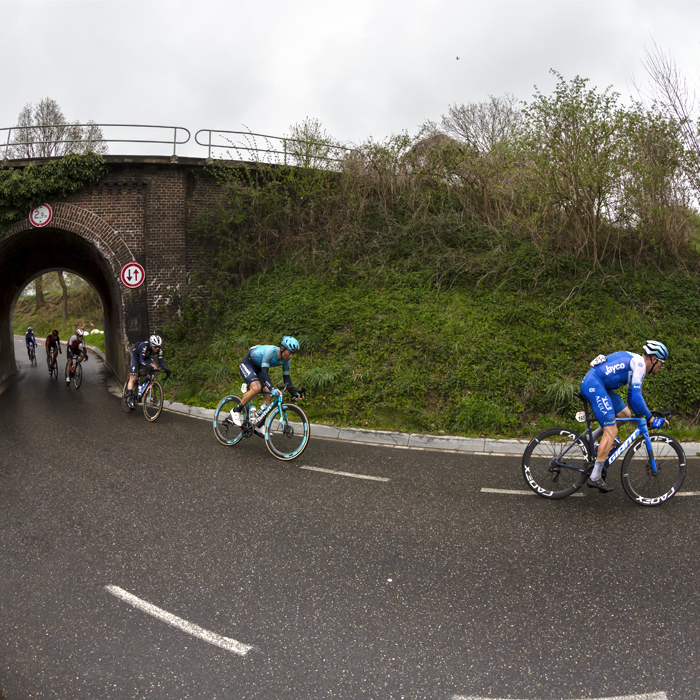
[{"left": 121, "top": 262, "right": 145, "bottom": 289}]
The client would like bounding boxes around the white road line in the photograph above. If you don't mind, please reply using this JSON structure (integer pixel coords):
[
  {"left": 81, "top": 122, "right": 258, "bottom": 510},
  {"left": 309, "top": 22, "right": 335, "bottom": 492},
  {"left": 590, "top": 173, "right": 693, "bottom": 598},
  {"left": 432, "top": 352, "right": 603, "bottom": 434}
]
[
  {"left": 453, "top": 692, "right": 667, "bottom": 700},
  {"left": 105, "top": 585, "right": 253, "bottom": 656},
  {"left": 481, "top": 487, "right": 585, "bottom": 497},
  {"left": 300, "top": 466, "right": 390, "bottom": 482},
  {"left": 676, "top": 491, "right": 700, "bottom": 496}
]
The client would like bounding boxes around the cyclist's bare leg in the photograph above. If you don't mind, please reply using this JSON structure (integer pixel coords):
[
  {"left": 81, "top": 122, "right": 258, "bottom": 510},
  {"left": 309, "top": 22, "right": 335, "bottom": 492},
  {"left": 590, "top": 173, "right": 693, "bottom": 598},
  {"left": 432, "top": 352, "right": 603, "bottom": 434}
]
[{"left": 239, "top": 380, "right": 262, "bottom": 408}]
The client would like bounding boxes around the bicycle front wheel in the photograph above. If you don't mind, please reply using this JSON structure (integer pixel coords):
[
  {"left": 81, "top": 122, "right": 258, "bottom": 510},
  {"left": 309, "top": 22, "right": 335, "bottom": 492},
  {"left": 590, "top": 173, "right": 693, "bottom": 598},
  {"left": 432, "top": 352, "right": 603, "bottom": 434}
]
[
  {"left": 522, "top": 427, "right": 590, "bottom": 498},
  {"left": 265, "top": 403, "right": 310, "bottom": 461},
  {"left": 213, "top": 395, "right": 245, "bottom": 446},
  {"left": 73, "top": 363, "right": 82, "bottom": 389},
  {"left": 50, "top": 358, "right": 58, "bottom": 380},
  {"left": 122, "top": 381, "right": 133, "bottom": 412},
  {"left": 621, "top": 433, "right": 686, "bottom": 506},
  {"left": 143, "top": 381, "right": 163, "bottom": 422}
]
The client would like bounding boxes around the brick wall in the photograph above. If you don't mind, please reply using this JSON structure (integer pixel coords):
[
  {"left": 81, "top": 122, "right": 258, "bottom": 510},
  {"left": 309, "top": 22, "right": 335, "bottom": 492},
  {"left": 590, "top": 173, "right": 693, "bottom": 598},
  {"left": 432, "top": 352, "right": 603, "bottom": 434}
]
[{"left": 0, "top": 156, "right": 227, "bottom": 382}]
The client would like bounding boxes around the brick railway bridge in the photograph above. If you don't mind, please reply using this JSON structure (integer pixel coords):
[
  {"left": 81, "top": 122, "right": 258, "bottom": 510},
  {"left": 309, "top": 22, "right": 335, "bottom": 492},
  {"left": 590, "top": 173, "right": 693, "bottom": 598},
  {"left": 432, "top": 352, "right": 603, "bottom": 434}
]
[{"left": 0, "top": 155, "right": 224, "bottom": 383}]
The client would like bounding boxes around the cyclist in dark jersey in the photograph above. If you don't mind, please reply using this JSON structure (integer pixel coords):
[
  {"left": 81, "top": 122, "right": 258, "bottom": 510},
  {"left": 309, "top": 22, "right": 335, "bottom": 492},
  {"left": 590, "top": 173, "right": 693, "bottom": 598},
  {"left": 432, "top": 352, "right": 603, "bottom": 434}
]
[
  {"left": 580, "top": 340, "right": 668, "bottom": 492},
  {"left": 125, "top": 334, "right": 171, "bottom": 409},
  {"left": 230, "top": 336, "right": 301, "bottom": 435},
  {"left": 45, "top": 329, "right": 62, "bottom": 372}
]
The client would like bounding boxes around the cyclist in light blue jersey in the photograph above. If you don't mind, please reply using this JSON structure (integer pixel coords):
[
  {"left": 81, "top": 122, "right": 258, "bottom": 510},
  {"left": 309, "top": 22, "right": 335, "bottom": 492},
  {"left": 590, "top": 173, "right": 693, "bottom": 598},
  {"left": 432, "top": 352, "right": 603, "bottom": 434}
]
[
  {"left": 231, "top": 336, "right": 301, "bottom": 434},
  {"left": 580, "top": 340, "right": 669, "bottom": 492}
]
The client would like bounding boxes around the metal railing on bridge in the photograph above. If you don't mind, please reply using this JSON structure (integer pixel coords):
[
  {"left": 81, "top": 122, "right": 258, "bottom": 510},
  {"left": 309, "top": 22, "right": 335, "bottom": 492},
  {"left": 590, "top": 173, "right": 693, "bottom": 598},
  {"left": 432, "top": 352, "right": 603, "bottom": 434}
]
[
  {"left": 193, "top": 128, "right": 354, "bottom": 167},
  {"left": 0, "top": 123, "right": 356, "bottom": 167},
  {"left": 1, "top": 123, "right": 191, "bottom": 159}
]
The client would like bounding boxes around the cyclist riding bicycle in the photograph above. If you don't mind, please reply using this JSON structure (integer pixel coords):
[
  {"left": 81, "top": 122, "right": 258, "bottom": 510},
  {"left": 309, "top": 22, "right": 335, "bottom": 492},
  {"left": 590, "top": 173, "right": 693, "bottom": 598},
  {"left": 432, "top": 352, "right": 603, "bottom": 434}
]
[
  {"left": 25, "top": 327, "right": 36, "bottom": 359},
  {"left": 45, "top": 329, "right": 62, "bottom": 371},
  {"left": 66, "top": 329, "right": 88, "bottom": 383},
  {"left": 580, "top": 340, "right": 669, "bottom": 492},
  {"left": 125, "top": 334, "right": 171, "bottom": 409},
  {"left": 230, "top": 336, "right": 302, "bottom": 436}
]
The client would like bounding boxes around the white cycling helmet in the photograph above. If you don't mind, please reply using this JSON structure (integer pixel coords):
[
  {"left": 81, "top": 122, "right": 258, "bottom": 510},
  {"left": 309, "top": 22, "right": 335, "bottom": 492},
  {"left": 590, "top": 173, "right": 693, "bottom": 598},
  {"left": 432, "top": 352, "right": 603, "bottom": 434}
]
[
  {"left": 149, "top": 334, "right": 162, "bottom": 347},
  {"left": 643, "top": 340, "right": 668, "bottom": 362},
  {"left": 76, "top": 328, "right": 84, "bottom": 337}
]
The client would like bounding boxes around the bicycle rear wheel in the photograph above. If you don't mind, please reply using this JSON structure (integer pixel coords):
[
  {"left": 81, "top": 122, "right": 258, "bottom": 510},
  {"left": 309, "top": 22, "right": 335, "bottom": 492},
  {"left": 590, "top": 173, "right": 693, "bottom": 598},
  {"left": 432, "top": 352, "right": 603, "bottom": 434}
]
[
  {"left": 73, "top": 363, "right": 82, "bottom": 389},
  {"left": 621, "top": 433, "right": 686, "bottom": 506},
  {"left": 521, "top": 427, "right": 590, "bottom": 498},
  {"left": 265, "top": 403, "right": 310, "bottom": 461},
  {"left": 213, "top": 395, "right": 245, "bottom": 446},
  {"left": 143, "top": 381, "right": 163, "bottom": 422},
  {"left": 50, "top": 355, "right": 58, "bottom": 380}
]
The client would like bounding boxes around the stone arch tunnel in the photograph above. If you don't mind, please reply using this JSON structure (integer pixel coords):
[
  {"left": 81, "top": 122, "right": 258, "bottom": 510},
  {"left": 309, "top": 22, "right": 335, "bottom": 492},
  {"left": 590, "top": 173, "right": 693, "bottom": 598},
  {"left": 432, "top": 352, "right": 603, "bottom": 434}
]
[{"left": 0, "top": 156, "right": 224, "bottom": 384}]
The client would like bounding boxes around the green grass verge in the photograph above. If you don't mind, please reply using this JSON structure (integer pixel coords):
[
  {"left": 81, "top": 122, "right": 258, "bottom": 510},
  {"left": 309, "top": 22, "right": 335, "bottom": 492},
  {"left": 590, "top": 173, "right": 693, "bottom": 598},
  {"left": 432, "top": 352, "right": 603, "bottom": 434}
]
[{"left": 164, "top": 250, "right": 700, "bottom": 441}]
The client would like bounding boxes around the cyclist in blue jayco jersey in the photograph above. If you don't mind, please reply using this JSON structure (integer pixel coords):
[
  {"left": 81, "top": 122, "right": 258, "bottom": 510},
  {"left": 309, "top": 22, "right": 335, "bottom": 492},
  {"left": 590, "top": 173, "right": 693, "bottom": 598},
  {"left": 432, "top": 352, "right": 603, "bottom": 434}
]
[
  {"left": 25, "top": 327, "right": 36, "bottom": 359},
  {"left": 580, "top": 340, "right": 669, "bottom": 492},
  {"left": 230, "top": 336, "right": 301, "bottom": 435}
]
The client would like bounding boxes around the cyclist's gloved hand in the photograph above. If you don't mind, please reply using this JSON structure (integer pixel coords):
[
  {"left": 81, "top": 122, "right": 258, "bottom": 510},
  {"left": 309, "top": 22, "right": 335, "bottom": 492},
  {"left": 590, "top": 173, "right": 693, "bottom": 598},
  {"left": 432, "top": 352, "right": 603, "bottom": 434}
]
[
  {"left": 84, "top": 354, "right": 88, "bottom": 362},
  {"left": 650, "top": 416, "right": 666, "bottom": 429},
  {"left": 165, "top": 369, "right": 172, "bottom": 380},
  {"left": 270, "top": 388, "right": 280, "bottom": 397}
]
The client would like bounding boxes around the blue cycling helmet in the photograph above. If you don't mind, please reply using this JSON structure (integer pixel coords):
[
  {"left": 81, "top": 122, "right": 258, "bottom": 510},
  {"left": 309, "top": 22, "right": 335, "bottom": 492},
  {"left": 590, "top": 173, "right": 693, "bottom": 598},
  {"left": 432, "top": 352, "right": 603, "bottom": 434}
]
[
  {"left": 643, "top": 340, "right": 669, "bottom": 362},
  {"left": 281, "top": 336, "right": 300, "bottom": 353}
]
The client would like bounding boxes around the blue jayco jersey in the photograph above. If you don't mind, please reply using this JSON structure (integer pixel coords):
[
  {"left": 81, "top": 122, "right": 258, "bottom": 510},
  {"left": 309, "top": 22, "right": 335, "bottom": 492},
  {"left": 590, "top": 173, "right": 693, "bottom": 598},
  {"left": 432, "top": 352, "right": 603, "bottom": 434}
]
[
  {"left": 247, "top": 345, "right": 291, "bottom": 376},
  {"left": 587, "top": 351, "right": 650, "bottom": 418}
]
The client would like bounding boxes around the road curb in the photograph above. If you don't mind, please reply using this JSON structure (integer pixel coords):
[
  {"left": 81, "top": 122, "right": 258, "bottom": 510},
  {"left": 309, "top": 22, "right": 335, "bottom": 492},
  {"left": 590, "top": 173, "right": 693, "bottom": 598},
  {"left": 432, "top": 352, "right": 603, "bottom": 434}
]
[{"left": 101, "top": 376, "right": 700, "bottom": 457}]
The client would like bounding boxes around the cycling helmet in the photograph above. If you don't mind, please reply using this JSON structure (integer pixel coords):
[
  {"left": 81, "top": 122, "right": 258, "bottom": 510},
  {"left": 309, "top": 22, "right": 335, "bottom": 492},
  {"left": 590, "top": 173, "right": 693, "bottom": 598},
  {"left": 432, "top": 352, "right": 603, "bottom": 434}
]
[
  {"left": 27, "top": 327, "right": 32, "bottom": 332},
  {"left": 76, "top": 328, "right": 84, "bottom": 337},
  {"left": 149, "top": 334, "right": 162, "bottom": 347},
  {"left": 281, "top": 336, "right": 300, "bottom": 353},
  {"left": 643, "top": 340, "right": 668, "bottom": 362},
  {"left": 52, "top": 329, "right": 59, "bottom": 336}
]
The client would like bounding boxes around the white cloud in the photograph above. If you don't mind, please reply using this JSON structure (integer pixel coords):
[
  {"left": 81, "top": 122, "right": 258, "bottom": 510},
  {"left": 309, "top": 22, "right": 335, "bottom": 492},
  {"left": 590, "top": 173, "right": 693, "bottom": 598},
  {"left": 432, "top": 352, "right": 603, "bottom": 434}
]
[{"left": 1, "top": 0, "right": 699, "bottom": 155}]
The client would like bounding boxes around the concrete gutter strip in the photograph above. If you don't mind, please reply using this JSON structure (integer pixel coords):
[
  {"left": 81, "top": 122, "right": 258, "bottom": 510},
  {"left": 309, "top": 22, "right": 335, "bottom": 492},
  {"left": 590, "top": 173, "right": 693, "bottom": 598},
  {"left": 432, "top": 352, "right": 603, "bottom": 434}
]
[
  {"left": 17, "top": 338, "right": 698, "bottom": 457},
  {"left": 103, "top": 378, "right": 700, "bottom": 457}
]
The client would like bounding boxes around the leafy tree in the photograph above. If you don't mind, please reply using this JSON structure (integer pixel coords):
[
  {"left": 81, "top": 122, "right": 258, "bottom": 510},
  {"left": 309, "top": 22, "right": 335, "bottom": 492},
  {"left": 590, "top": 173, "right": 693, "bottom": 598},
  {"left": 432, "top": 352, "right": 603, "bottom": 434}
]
[
  {"left": 283, "top": 117, "right": 343, "bottom": 169},
  {"left": 8, "top": 98, "right": 108, "bottom": 159}
]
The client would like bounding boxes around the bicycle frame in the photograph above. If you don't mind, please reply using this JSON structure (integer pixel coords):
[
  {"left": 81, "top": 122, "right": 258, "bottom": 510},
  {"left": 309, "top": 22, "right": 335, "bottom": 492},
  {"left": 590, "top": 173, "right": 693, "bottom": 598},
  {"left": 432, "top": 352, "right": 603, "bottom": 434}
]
[
  {"left": 248, "top": 387, "right": 289, "bottom": 429},
  {"left": 555, "top": 409, "right": 658, "bottom": 476}
]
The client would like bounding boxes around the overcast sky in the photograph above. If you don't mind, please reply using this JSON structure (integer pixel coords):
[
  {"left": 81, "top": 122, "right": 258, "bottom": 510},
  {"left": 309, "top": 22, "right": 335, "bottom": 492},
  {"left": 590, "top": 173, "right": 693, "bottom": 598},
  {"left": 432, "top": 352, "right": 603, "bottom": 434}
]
[{"left": 2, "top": 1, "right": 700, "bottom": 158}]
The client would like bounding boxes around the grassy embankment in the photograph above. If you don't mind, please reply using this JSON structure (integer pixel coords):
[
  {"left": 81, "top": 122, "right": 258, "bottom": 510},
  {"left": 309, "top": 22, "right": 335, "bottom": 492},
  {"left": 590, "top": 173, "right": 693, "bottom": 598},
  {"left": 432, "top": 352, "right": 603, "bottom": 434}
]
[
  {"left": 13, "top": 287, "right": 105, "bottom": 354},
  {"left": 164, "top": 249, "right": 700, "bottom": 442}
]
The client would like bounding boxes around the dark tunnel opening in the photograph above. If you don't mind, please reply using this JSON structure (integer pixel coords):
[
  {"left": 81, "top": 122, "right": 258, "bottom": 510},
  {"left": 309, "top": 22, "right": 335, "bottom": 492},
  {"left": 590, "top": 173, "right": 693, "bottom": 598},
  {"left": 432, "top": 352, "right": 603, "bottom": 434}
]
[{"left": 0, "top": 227, "right": 127, "bottom": 383}]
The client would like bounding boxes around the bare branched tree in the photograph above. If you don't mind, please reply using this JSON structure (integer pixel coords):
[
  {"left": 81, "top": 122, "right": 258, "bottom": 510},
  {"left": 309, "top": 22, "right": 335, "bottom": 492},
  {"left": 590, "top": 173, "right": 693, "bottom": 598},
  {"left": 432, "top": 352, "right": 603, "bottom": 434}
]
[
  {"left": 439, "top": 93, "right": 523, "bottom": 153},
  {"left": 640, "top": 40, "right": 700, "bottom": 192},
  {"left": 9, "top": 98, "right": 108, "bottom": 159}
]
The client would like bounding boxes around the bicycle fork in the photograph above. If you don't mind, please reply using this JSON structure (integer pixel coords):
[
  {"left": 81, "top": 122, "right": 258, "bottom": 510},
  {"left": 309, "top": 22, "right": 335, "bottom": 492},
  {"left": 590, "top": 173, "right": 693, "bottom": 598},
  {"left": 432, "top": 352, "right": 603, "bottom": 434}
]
[{"left": 604, "top": 421, "right": 658, "bottom": 474}]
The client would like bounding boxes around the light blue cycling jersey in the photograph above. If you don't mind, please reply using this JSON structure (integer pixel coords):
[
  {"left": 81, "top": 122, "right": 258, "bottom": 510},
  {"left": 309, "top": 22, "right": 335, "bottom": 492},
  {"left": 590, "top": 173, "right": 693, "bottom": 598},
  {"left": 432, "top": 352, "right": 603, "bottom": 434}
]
[
  {"left": 248, "top": 345, "right": 291, "bottom": 376},
  {"left": 584, "top": 350, "right": 651, "bottom": 419}
]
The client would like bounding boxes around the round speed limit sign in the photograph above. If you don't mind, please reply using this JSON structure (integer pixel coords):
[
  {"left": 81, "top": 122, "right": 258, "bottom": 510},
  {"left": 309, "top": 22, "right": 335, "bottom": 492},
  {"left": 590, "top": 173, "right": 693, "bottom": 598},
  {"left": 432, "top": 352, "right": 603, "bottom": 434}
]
[
  {"left": 29, "top": 204, "right": 53, "bottom": 227},
  {"left": 120, "top": 262, "right": 145, "bottom": 289}
]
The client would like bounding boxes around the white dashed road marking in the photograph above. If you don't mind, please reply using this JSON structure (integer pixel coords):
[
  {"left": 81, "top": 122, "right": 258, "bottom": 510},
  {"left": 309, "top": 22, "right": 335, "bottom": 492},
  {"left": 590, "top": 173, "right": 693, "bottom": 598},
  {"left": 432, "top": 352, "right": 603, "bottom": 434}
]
[
  {"left": 452, "top": 692, "right": 667, "bottom": 700},
  {"left": 106, "top": 585, "right": 253, "bottom": 656},
  {"left": 676, "top": 491, "right": 700, "bottom": 496},
  {"left": 300, "top": 466, "right": 390, "bottom": 482},
  {"left": 481, "top": 487, "right": 585, "bottom": 497}
]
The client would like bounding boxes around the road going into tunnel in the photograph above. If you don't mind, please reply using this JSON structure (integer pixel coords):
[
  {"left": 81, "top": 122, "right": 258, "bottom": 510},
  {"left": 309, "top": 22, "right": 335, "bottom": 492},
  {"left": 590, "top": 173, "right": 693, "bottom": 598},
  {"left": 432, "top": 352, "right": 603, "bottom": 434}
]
[{"left": 2, "top": 340, "right": 700, "bottom": 699}]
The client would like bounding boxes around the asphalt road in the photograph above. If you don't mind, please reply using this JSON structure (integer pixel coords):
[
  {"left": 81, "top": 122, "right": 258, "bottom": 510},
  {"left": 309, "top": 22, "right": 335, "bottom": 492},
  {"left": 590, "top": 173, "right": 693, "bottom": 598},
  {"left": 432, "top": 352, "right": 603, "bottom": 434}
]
[{"left": 2, "top": 340, "right": 700, "bottom": 700}]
